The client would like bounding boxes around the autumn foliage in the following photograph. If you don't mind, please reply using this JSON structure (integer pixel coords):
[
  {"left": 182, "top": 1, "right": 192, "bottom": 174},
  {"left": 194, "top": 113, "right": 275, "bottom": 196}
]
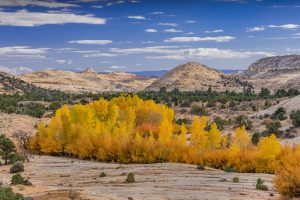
[{"left": 29, "top": 96, "right": 299, "bottom": 178}]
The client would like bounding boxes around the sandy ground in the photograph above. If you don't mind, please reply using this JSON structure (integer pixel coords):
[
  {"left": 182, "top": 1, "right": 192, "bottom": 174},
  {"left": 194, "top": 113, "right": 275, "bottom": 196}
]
[{"left": 0, "top": 155, "right": 279, "bottom": 200}]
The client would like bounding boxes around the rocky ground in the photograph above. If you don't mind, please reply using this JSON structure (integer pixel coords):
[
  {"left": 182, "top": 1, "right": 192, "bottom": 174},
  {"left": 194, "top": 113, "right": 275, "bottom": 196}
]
[{"left": 0, "top": 156, "right": 279, "bottom": 200}]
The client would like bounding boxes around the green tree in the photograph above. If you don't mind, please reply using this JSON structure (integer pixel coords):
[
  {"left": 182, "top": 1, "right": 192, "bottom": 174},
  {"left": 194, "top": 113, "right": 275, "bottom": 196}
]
[
  {"left": 290, "top": 110, "right": 300, "bottom": 127},
  {"left": 0, "top": 135, "right": 16, "bottom": 164}
]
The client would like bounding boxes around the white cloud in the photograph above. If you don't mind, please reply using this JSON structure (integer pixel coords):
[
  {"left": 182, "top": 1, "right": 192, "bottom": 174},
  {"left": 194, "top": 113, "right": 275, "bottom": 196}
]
[
  {"left": 106, "top": 1, "right": 125, "bottom": 7},
  {"left": 0, "top": 0, "right": 78, "bottom": 8},
  {"left": 0, "top": 10, "right": 106, "bottom": 27},
  {"left": 0, "top": 46, "right": 47, "bottom": 58},
  {"left": 0, "top": 66, "right": 33, "bottom": 75},
  {"left": 246, "top": 26, "right": 266, "bottom": 32},
  {"left": 69, "top": 40, "right": 113, "bottom": 45},
  {"left": 146, "top": 55, "right": 184, "bottom": 60},
  {"left": 185, "top": 20, "right": 197, "bottom": 23},
  {"left": 128, "top": 15, "right": 145, "bottom": 20},
  {"left": 92, "top": 5, "right": 103, "bottom": 9},
  {"left": 184, "top": 32, "right": 195, "bottom": 35},
  {"left": 164, "top": 36, "right": 235, "bottom": 42},
  {"left": 151, "top": 11, "right": 164, "bottom": 15},
  {"left": 247, "top": 24, "right": 299, "bottom": 32},
  {"left": 111, "top": 46, "right": 180, "bottom": 54},
  {"left": 110, "top": 65, "right": 126, "bottom": 69},
  {"left": 56, "top": 59, "right": 73, "bottom": 64},
  {"left": 164, "top": 29, "right": 182, "bottom": 33},
  {"left": 158, "top": 22, "right": 178, "bottom": 27},
  {"left": 128, "top": 0, "right": 141, "bottom": 3},
  {"left": 83, "top": 53, "right": 118, "bottom": 57},
  {"left": 145, "top": 28, "right": 157, "bottom": 33},
  {"left": 110, "top": 46, "right": 273, "bottom": 60},
  {"left": 268, "top": 24, "right": 299, "bottom": 29},
  {"left": 204, "top": 29, "right": 224, "bottom": 33}
]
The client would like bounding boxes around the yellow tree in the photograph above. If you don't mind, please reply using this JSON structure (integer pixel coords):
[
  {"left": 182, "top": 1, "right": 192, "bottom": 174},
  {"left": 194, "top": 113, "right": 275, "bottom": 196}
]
[
  {"left": 178, "top": 124, "right": 187, "bottom": 146},
  {"left": 190, "top": 116, "right": 207, "bottom": 149},
  {"left": 233, "top": 126, "right": 251, "bottom": 149},
  {"left": 258, "top": 134, "right": 281, "bottom": 160},
  {"left": 207, "top": 123, "right": 221, "bottom": 149}
]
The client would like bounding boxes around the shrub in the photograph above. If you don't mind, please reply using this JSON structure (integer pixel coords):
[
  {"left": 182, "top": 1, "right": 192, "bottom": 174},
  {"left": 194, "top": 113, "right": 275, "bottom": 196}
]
[
  {"left": 235, "top": 115, "right": 252, "bottom": 130},
  {"left": 213, "top": 117, "right": 230, "bottom": 131},
  {"left": 265, "top": 121, "right": 282, "bottom": 137},
  {"left": 232, "top": 177, "right": 239, "bottom": 183},
  {"left": 99, "top": 172, "right": 106, "bottom": 177},
  {"left": 274, "top": 150, "right": 300, "bottom": 198},
  {"left": 190, "top": 105, "right": 207, "bottom": 116},
  {"left": 0, "top": 135, "right": 16, "bottom": 165},
  {"left": 256, "top": 178, "right": 268, "bottom": 191},
  {"left": 11, "top": 174, "right": 32, "bottom": 186},
  {"left": 0, "top": 186, "right": 24, "bottom": 200},
  {"left": 126, "top": 173, "right": 135, "bottom": 183},
  {"left": 290, "top": 110, "right": 300, "bottom": 127},
  {"left": 223, "top": 166, "right": 236, "bottom": 173},
  {"left": 272, "top": 107, "right": 287, "bottom": 121},
  {"left": 10, "top": 162, "right": 24, "bottom": 173},
  {"left": 49, "top": 101, "right": 62, "bottom": 111},
  {"left": 251, "top": 132, "right": 261, "bottom": 145},
  {"left": 197, "top": 164, "right": 205, "bottom": 170},
  {"left": 8, "top": 153, "right": 27, "bottom": 164}
]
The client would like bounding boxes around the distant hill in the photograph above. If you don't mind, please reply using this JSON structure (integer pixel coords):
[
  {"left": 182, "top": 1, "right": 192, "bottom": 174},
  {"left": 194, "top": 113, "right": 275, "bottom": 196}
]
[
  {"left": 131, "top": 69, "right": 242, "bottom": 77},
  {"left": 145, "top": 62, "right": 249, "bottom": 92},
  {"left": 0, "top": 72, "right": 46, "bottom": 94},
  {"left": 245, "top": 55, "right": 300, "bottom": 78},
  {"left": 245, "top": 55, "right": 300, "bottom": 92},
  {"left": 20, "top": 69, "right": 157, "bottom": 93}
]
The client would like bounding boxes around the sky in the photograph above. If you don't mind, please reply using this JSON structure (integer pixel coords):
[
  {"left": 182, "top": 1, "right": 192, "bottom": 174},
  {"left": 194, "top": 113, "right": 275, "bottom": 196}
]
[{"left": 0, "top": 0, "right": 300, "bottom": 74}]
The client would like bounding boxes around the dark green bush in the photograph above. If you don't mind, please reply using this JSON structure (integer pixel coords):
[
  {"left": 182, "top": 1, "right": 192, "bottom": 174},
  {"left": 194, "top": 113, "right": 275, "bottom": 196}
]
[
  {"left": 232, "top": 177, "right": 239, "bottom": 183},
  {"left": 190, "top": 105, "right": 207, "bottom": 116},
  {"left": 10, "top": 162, "right": 24, "bottom": 173},
  {"left": 235, "top": 115, "right": 252, "bottom": 130},
  {"left": 272, "top": 107, "right": 287, "bottom": 121},
  {"left": 11, "top": 174, "right": 32, "bottom": 186},
  {"left": 251, "top": 132, "right": 261, "bottom": 145},
  {"left": 265, "top": 121, "right": 282, "bottom": 137},
  {"left": 126, "top": 173, "right": 135, "bottom": 183},
  {"left": 8, "top": 153, "right": 27, "bottom": 164},
  {"left": 0, "top": 186, "right": 24, "bottom": 200},
  {"left": 99, "top": 172, "right": 106, "bottom": 177},
  {"left": 0, "top": 135, "right": 16, "bottom": 165},
  {"left": 256, "top": 178, "right": 268, "bottom": 191},
  {"left": 290, "top": 110, "right": 300, "bottom": 127},
  {"left": 197, "top": 164, "right": 205, "bottom": 170}
]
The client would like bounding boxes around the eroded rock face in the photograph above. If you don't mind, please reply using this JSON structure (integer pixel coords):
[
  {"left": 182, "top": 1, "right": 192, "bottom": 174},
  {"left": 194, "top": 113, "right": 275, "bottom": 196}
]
[
  {"left": 146, "top": 62, "right": 249, "bottom": 92},
  {"left": 244, "top": 55, "right": 300, "bottom": 92},
  {"left": 246, "top": 55, "right": 300, "bottom": 78}
]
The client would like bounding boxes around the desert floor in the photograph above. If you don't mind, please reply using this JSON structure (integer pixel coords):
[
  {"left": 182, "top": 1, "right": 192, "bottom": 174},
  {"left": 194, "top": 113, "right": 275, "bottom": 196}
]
[{"left": 0, "top": 155, "right": 279, "bottom": 200}]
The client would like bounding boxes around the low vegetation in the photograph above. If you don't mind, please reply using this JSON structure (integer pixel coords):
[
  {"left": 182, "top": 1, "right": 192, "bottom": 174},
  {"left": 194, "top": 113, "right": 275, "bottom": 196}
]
[
  {"left": 10, "top": 162, "right": 24, "bottom": 173},
  {"left": 11, "top": 174, "right": 32, "bottom": 186},
  {"left": 0, "top": 86, "right": 298, "bottom": 118},
  {"left": 256, "top": 178, "right": 268, "bottom": 191},
  {"left": 0, "top": 186, "right": 24, "bottom": 200},
  {"left": 0, "top": 135, "right": 27, "bottom": 165},
  {"left": 126, "top": 173, "right": 135, "bottom": 183}
]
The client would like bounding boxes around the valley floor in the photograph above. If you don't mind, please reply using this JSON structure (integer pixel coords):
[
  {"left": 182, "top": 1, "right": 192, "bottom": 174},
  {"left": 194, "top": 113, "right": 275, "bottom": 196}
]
[{"left": 0, "top": 155, "right": 278, "bottom": 200}]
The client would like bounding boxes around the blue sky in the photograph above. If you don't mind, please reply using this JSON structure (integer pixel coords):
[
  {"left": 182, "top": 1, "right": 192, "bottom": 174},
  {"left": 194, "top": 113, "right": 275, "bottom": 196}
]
[{"left": 0, "top": 0, "right": 300, "bottom": 74}]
